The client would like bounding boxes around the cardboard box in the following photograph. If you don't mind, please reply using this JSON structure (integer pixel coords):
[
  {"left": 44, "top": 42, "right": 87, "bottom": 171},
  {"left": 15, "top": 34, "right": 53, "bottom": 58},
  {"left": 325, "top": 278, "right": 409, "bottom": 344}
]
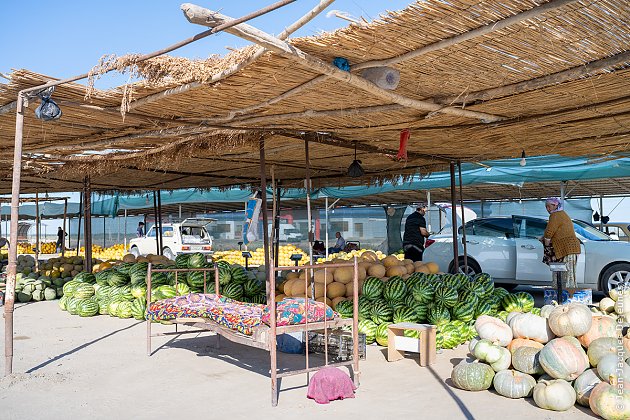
[{"left": 543, "top": 288, "right": 592, "bottom": 305}]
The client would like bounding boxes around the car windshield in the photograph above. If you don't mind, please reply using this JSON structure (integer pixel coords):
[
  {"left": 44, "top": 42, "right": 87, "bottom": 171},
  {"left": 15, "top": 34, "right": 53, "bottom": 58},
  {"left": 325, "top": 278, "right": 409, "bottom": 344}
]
[{"left": 573, "top": 220, "right": 612, "bottom": 241}]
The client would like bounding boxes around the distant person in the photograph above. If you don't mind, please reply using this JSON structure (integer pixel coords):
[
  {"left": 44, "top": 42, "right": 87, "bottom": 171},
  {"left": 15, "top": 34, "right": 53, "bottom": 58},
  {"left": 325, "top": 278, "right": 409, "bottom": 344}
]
[
  {"left": 328, "top": 232, "right": 346, "bottom": 254},
  {"left": 56, "top": 227, "right": 67, "bottom": 253},
  {"left": 540, "top": 197, "right": 581, "bottom": 289},
  {"left": 403, "top": 203, "right": 430, "bottom": 262},
  {"left": 137, "top": 222, "right": 145, "bottom": 238}
]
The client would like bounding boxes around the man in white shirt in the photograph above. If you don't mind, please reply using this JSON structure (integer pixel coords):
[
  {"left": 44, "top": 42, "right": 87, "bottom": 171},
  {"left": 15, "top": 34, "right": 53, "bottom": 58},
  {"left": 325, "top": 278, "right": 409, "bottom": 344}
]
[{"left": 328, "top": 231, "right": 346, "bottom": 254}]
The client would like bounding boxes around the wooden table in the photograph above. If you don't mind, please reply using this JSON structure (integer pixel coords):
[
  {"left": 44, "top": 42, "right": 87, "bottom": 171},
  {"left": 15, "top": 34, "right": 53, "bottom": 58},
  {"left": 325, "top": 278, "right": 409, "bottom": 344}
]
[{"left": 387, "top": 322, "right": 437, "bottom": 366}]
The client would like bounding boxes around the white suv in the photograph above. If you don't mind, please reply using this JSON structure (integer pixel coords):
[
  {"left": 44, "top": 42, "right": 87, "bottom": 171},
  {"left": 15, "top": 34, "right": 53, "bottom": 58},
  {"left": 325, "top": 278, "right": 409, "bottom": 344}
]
[
  {"left": 129, "top": 218, "right": 215, "bottom": 260},
  {"left": 423, "top": 215, "right": 630, "bottom": 294}
]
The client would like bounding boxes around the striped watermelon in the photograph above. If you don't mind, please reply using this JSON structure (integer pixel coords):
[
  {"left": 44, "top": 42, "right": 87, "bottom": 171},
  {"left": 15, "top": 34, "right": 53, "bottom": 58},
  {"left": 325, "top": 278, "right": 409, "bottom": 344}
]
[
  {"left": 438, "top": 323, "right": 463, "bottom": 349},
  {"left": 375, "top": 322, "right": 392, "bottom": 346},
  {"left": 358, "top": 296, "right": 374, "bottom": 321},
  {"left": 73, "top": 284, "right": 95, "bottom": 299},
  {"left": 405, "top": 273, "right": 425, "bottom": 290},
  {"left": 243, "top": 278, "right": 262, "bottom": 296},
  {"left": 434, "top": 284, "right": 458, "bottom": 308},
  {"left": 362, "top": 277, "right": 384, "bottom": 300},
  {"left": 131, "top": 285, "right": 147, "bottom": 300},
  {"left": 187, "top": 253, "right": 207, "bottom": 268},
  {"left": 131, "top": 299, "right": 147, "bottom": 320},
  {"left": 403, "top": 293, "right": 415, "bottom": 308},
  {"left": 514, "top": 291, "right": 535, "bottom": 312},
  {"left": 130, "top": 272, "right": 147, "bottom": 286},
  {"left": 358, "top": 319, "right": 378, "bottom": 344},
  {"left": 153, "top": 285, "right": 176, "bottom": 300},
  {"left": 95, "top": 270, "right": 113, "bottom": 286},
  {"left": 412, "top": 281, "right": 434, "bottom": 303},
  {"left": 222, "top": 283, "right": 243, "bottom": 300},
  {"left": 250, "top": 293, "right": 266, "bottom": 304},
  {"left": 175, "top": 253, "right": 190, "bottom": 268},
  {"left": 77, "top": 299, "right": 99, "bottom": 317},
  {"left": 410, "top": 302, "right": 428, "bottom": 322},
  {"left": 117, "top": 301, "right": 133, "bottom": 318},
  {"left": 428, "top": 304, "right": 451, "bottom": 326},
  {"left": 492, "top": 287, "right": 510, "bottom": 301},
  {"left": 442, "top": 274, "right": 459, "bottom": 290},
  {"left": 393, "top": 307, "right": 417, "bottom": 324},
  {"left": 457, "top": 289, "right": 479, "bottom": 308},
  {"left": 98, "top": 298, "right": 110, "bottom": 315},
  {"left": 115, "top": 262, "right": 134, "bottom": 275},
  {"left": 107, "top": 299, "right": 125, "bottom": 317},
  {"left": 130, "top": 262, "right": 149, "bottom": 275},
  {"left": 530, "top": 307, "right": 541, "bottom": 316},
  {"left": 62, "top": 280, "right": 80, "bottom": 298},
  {"left": 187, "top": 272, "right": 208, "bottom": 289},
  {"left": 370, "top": 300, "right": 394, "bottom": 324},
  {"left": 108, "top": 272, "right": 130, "bottom": 287},
  {"left": 66, "top": 297, "right": 81, "bottom": 315},
  {"left": 118, "top": 284, "right": 134, "bottom": 301},
  {"left": 389, "top": 301, "right": 407, "bottom": 313},
  {"left": 475, "top": 301, "right": 494, "bottom": 318},
  {"left": 501, "top": 293, "right": 524, "bottom": 312},
  {"left": 58, "top": 295, "right": 68, "bottom": 311},
  {"left": 383, "top": 277, "right": 407, "bottom": 302},
  {"left": 335, "top": 299, "right": 353, "bottom": 318},
  {"left": 95, "top": 285, "right": 112, "bottom": 300},
  {"left": 230, "top": 265, "right": 249, "bottom": 284},
  {"left": 150, "top": 272, "right": 170, "bottom": 287},
  {"left": 451, "top": 302, "right": 475, "bottom": 323},
  {"left": 462, "top": 280, "right": 485, "bottom": 299},
  {"left": 74, "top": 272, "right": 96, "bottom": 284}
]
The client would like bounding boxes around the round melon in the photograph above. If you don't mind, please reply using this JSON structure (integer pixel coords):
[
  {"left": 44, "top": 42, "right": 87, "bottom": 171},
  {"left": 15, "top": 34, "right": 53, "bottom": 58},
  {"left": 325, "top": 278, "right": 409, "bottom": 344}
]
[
  {"left": 316, "top": 296, "right": 332, "bottom": 307},
  {"left": 313, "top": 282, "right": 325, "bottom": 298},
  {"left": 425, "top": 262, "right": 439, "bottom": 274},
  {"left": 313, "top": 269, "right": 334, "bottom": 284},
  {"left": 367, "top": 264, "right": 386, "bottom": 278},
  {"left": 332, "top": 296, "right": 347, "bottom": 309},
  {"left": 382, "top": 255, "right": 400, "bottom": 268},
  {"left": 290, "top": 280, "right": 308, "bottom": 297},
  {"left": 283, "top": 279, "right": 297, "bottom": 296},
  {"left": 334, "top": 267, "right": 354, "bottom": 284},
  {"left": 326, "top": 282, "right": 346, "bottom": 299},
  {"left": 386, "top": 265, "right": 407, "bottom": 277}
]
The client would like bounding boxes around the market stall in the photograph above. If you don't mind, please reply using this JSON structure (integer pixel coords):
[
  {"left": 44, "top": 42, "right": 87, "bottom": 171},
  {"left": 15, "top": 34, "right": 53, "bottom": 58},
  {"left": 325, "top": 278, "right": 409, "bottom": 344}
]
[{"left": 1, "top": 0, "right": 629, "bottom": 414}]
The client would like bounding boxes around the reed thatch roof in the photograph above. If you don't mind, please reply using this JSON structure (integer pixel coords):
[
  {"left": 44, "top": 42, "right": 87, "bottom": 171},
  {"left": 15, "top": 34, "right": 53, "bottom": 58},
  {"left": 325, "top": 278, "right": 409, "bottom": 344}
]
[{"left": 0, "top": 0, "right": 628, "bottom": 194}]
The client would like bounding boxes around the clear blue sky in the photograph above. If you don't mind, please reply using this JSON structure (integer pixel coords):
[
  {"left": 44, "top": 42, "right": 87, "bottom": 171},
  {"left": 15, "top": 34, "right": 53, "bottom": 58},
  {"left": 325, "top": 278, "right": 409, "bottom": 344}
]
[{"left": 1, "top": 0, "right": 412, "bottom": 89}]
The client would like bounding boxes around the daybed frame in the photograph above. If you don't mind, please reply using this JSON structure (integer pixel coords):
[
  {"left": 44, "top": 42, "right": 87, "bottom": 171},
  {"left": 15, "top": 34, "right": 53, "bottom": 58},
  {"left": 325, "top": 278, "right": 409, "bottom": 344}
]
[{"left": 146, "top": 258, "right": 361, "bottom": 406}]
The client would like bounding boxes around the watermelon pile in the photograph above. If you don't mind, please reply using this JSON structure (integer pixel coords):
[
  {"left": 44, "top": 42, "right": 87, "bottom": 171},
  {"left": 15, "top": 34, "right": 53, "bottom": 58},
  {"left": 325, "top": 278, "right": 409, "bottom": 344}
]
[
  {"left": 336, "top": 272, "right": 538, "bottom": 350},
  {"left": 58, "top": 254, "right": 267, "bottom": 319}
]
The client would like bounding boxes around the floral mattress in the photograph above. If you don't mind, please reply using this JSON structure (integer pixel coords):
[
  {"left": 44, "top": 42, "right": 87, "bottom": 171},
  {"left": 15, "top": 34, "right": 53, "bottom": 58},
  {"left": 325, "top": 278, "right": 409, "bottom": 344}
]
[{"left": 147, "top": 294, "right": 338, "bottom": 336}]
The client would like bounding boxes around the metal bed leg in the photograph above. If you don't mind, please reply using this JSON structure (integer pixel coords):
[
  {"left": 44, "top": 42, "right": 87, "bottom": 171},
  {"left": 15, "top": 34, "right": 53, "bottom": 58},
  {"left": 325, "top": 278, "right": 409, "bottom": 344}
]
[{"left": 146, "top": 319, "right": 151, "bottom": 356}]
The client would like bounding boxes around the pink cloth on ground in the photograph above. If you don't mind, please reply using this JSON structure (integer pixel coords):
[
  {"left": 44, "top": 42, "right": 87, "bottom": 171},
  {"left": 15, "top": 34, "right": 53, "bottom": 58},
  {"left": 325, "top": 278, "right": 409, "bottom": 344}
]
[{"left": 307, "top": 367, "right": 356, "bottom": 404}]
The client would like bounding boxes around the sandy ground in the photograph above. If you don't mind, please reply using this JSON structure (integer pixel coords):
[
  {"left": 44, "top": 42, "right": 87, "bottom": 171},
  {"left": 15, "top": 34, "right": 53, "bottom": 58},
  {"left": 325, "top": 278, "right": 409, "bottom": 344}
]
[{"left": 1, "top": 301, "right": 597, "bottom": 420}]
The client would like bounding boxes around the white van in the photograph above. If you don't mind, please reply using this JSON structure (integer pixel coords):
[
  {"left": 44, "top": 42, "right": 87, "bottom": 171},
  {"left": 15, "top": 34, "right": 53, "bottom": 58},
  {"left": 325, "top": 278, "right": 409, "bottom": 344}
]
[{"left": 129, "top": 218, "right": 216, "bottom": 260}]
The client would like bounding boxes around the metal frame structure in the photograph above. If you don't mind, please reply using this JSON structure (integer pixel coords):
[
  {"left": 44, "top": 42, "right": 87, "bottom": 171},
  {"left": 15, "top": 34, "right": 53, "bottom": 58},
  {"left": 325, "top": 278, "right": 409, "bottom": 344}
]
[{"left": 145, "top": 258, "right": 360, "bottom": 406}]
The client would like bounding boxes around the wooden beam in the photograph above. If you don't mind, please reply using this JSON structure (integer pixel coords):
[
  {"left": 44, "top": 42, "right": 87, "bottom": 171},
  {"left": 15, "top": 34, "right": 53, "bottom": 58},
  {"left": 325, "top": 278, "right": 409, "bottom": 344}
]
[
  {"left": 274, "top": 131, "right": 451, "bottom": 162},
  {"left": 181, "top": 4, "right": 504, "bottom": 123},
  {"left": 122, "top": 0, "right": 336, "bottom": 112},
  {"left": 210, "top": 0, "right": 581, "bottom": 121},
  {"left": 437, "top": 50, "right": 630, "bottom": 105},
  {"left": 353, "top": 0, "right": 582, "bottom": 70}
]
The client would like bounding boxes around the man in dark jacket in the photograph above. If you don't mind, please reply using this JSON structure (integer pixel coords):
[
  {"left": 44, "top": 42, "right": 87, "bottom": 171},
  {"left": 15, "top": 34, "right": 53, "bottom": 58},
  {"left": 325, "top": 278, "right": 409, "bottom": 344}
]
[{"left": 402, "top": 204, "right": 430, "bottom": 262}]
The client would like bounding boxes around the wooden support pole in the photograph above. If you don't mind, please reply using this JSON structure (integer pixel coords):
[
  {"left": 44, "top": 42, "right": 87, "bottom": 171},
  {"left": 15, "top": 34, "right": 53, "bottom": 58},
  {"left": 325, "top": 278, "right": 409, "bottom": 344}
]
[
  {"left": 457, "top": 161, "right": 468, "bottom": 274},
  {"left": 35, "top": 191, "right": 40, "bottom": 271},
  {"left": 83, "top": 177, "right": 92, "bottom": 273},
  {"left": 152, "top": 191, "right": 159, "bottom": 255},
  {"left": 76, "top": 191, "right": 83, "bottom": 256},
  {"left": 4, "top": 93, "right": 25, "bottom": 376},
  {"left": 305, "top": 139, "right": 313, "bottom": 264},
  {"left": 157, "top": 190, "right": 164, "bottom": 255},
  {"left": 181, "top": 4, "right": 503, "bottom": 123},
  {"left": 62, "top": 198, "right": 67, "bottom": 256},
  {"left": 449, "top": 162, "right": 459, "bottom": 273}
]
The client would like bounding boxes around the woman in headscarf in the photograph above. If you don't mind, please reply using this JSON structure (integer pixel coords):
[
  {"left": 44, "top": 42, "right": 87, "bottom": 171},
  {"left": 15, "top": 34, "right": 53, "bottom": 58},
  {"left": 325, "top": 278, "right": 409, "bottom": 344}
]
[{"left": 541, "top": 197, "right": 581, "bottom": 288}]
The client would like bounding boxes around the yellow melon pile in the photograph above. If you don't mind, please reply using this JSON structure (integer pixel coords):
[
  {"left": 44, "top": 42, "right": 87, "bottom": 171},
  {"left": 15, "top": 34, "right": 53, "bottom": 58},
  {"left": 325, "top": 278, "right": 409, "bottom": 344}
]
[
  {"left": 318, "top": 248, "right": 388, "bottom": 262},
  {"left": 78, "top": 244, "right": 127, "bottom": 261},
  {"left": 214, "top": 244, "right": 308, "bottom": 267},
  {"left": 92, "top": 253, "right": 174, "bottom": 273},
  {"left": 17, "top": 242, "right": 57, "bottom": 254}
]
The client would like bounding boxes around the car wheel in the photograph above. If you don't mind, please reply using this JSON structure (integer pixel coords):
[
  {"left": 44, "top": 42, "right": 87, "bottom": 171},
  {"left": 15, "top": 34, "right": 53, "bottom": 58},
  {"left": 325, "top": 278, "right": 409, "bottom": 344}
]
[
  {"left": 600, "top": 263, "right": 630, "bottom": 294},
  {"left": 162, "top": 247, "right": 176, "bottom": 261},
  {"left": 130, "top": 246, "right": 140, "bottom": 257},
  {"left": 449, "top": 257, "right": 481, "bottom": 276}
]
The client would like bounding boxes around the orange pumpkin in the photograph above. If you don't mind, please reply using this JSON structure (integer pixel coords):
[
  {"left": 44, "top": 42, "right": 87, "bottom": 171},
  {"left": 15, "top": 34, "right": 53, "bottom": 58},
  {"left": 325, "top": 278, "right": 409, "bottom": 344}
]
[
  {"left": 577, "top": 316, "right": 617, "bottom": 348},
  {"left": 507, "top": 338, "right": 545, "bottom": 354}
]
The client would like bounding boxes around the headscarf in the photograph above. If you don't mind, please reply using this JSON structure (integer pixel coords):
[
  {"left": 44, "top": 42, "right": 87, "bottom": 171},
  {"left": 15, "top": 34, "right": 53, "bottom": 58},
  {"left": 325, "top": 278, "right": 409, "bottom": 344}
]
[{"left": 545, "top": 197, "right": 563, "bottom": 213}]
